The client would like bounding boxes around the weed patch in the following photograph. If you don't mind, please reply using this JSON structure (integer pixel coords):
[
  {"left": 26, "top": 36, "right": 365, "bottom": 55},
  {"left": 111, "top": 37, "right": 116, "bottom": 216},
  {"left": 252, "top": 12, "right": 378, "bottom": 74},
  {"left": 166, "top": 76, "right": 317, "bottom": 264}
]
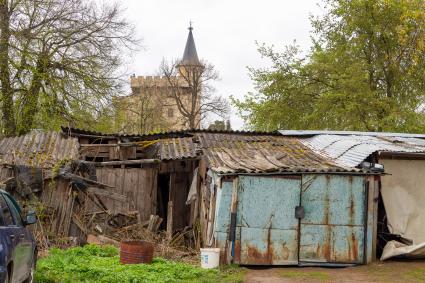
[{"left": 35, "top": 245, "right": 243, "bottom": 283}]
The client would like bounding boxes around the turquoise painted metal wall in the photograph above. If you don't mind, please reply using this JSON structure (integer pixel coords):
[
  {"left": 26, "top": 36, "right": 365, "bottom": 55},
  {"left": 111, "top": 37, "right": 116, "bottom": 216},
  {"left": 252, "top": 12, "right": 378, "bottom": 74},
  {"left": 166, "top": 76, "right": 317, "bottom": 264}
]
[
  {"left": 213, "top": 174, "right": 369, "bottom": 266},
  {"left": 214, "top": 178, "right": 233, "bottom": 263},
  {"left": 299, "top": 175, "right": 365, "bottom": 264},
  {"left": 236, "top": 176, "right": 301, "bottom": 265}
]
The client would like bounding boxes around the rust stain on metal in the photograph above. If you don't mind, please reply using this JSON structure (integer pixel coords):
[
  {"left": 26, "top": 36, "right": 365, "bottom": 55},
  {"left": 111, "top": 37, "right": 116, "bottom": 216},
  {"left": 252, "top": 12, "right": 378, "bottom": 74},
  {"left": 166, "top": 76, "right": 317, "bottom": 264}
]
[
  {"left": 234, "top": 240, "right": 241, "bottom": 263},
  {"left": 267, "top": 227, "right": 272, "bottom": 261},
  {"left": 244, "top": 228, "right": 276, "bottom": 264},
  {"left": 323, "top": 176, "right": 330, "bottom": 225},
  {"left": 281, "top": 242, "right": 290, "bottom": 260},
  {"left": 322, "top": 242, "right": 331, "bottom": 260},
  {"left": 351, "top": 232, "right": 359, "bottom": 261},
  {"left": 349, "top": 194, "right": 355, "bottom": 226},
  {"left": 246, "top": 245, "right": 273, "bottom": 265}
]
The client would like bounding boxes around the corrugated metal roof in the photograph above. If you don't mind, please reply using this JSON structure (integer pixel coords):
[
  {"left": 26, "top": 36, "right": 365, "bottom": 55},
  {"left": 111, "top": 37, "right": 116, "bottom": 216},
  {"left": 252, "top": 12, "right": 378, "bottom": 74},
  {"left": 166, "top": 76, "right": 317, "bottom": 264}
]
[
  {"left": 62, "top": 126, "right": 278, "bottom": 140},
  {"left": 159, "top": 137, "right": 199, "bottom": 160},
  {"left": 196, "top": 133, "right": 359, "bottom": 174},
  {"left": 0, "top": 131, "right": 79, "bottom": 168},
  {"left": 279, "top": 130, "right": 425, "bottom": 138},
  {"left": 299, "top": 134, "right": 425, "bottom": 167}
]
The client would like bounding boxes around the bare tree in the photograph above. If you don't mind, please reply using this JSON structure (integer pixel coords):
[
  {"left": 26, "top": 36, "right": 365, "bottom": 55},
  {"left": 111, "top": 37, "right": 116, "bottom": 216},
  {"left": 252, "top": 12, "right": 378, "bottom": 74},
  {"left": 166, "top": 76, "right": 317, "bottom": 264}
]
[
  {"left": 160, "top": 59, "right": 229, "bottom": 129},
  {"left": 113, "top": 88, "right": 169, "bottom": 134},
  {"left": 0, "top": 0, "right": 139, "bottom": 136}
]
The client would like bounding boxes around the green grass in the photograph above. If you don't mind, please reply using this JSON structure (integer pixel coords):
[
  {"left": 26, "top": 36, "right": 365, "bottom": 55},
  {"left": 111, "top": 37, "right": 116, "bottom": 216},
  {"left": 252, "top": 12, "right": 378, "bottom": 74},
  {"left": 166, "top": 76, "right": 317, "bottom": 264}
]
[
  {"left": 405, "top": 267, "right": 425, "bottom": 282},
  {"left": 280, "top": 270, "right": 330, "bottom": 282},
  {"left": 35, "top": 245, "right": 244, "bottom": 283}
]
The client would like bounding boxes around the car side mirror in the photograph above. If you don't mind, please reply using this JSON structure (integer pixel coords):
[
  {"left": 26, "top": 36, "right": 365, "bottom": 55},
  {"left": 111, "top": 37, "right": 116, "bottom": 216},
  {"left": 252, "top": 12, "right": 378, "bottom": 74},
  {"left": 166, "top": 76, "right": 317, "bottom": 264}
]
[{"left": 25, "top": 211, "right": 37, "bottom": 225}]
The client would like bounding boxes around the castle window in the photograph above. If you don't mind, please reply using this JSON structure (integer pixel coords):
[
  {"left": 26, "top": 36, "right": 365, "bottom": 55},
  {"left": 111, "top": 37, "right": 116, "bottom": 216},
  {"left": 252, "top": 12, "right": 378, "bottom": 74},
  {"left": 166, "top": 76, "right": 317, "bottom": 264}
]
[{"left": 168, "top": 108, "right": 174, "bottom": 118}]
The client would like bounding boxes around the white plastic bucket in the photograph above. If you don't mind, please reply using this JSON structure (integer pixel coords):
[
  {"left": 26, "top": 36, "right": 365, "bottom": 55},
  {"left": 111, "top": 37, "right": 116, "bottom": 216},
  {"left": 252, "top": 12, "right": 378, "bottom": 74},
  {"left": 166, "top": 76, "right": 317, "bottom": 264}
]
[{"left": 200, "top": 248, "right": 220, "bottom": 269}]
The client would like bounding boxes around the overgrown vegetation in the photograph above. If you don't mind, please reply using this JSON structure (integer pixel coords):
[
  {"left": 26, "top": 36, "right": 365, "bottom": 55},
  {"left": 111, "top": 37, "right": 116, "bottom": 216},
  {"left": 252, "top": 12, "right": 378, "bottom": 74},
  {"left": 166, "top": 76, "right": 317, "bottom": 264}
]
[
  {"left": 0, "top": 0, "right": 139, "bottom": 136},
  {"left": 35, "top": 245, "right": 244, "bottom": 283},
  {"left": 234, "top": 0, "right": 425, "bottom": 132}
]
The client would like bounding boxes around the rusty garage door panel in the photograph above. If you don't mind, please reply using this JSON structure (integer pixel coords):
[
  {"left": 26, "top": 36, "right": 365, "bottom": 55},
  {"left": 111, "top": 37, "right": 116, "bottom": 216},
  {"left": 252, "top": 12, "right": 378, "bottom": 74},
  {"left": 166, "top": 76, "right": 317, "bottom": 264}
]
[
  {"left": 240, "top": 227, "right": 298, "bottom": 265},
  {"left": 237, "top": 176, "right": 300, "bottom": 265},
  {"left": 299, "top": 175, "right": 366, "bottom": 264}
]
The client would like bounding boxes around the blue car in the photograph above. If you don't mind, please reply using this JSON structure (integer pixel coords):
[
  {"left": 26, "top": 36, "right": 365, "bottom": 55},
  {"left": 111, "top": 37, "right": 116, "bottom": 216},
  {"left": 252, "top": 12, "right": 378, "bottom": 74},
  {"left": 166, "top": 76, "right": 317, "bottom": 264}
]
[{"left": 0, "top": 190, "right": 37, "bottom": 283}]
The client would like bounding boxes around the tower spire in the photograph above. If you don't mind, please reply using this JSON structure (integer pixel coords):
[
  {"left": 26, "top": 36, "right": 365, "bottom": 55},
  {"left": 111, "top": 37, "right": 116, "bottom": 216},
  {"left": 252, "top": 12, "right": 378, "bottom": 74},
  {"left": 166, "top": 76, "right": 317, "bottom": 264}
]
[{"left": 180, "top": 22, "right": 200, "bottom": 66}]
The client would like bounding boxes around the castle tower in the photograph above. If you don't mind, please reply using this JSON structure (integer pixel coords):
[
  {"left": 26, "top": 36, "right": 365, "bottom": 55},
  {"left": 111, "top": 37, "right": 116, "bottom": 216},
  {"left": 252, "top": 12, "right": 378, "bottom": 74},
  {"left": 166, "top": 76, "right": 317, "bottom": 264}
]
[
  {"left": 178, "top": 23, "right": 203, "bottom": 77},
  {"left": 123, "top": 24, "right": 203, "bottom": 134}
]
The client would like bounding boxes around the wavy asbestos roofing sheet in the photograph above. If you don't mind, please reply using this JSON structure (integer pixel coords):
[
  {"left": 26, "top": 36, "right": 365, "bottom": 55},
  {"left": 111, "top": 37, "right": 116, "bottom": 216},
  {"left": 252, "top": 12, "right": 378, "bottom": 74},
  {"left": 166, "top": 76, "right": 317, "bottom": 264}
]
[
  {"left": 298, "top": 134, "right": 425, "bottom": 167},
  {"left": 159, "top": 137, "right": 199, "bottom": 160},
  {"left": 0, "top": 131, "right": 79, "bottom": 168},
  {"left": 195, "top": 133, "right": 360, "bottom": 174}
]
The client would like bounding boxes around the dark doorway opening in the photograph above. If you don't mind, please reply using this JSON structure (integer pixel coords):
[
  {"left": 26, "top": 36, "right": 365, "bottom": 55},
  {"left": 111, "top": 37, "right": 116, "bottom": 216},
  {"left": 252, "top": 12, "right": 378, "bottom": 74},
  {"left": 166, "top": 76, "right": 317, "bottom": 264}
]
[{"left": 157, "top": 174, "right": 170, "bottom": 230}]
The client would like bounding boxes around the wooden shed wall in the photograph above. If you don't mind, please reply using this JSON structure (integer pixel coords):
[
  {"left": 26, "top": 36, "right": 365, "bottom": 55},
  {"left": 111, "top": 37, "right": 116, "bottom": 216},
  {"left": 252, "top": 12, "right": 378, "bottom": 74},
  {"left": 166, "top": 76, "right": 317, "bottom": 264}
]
[
  {"left": 0, "top": 167, "right": 14, "bottom": 181},
  {"left": 96, "top": 167, "right": 158, "bottom": 221}
]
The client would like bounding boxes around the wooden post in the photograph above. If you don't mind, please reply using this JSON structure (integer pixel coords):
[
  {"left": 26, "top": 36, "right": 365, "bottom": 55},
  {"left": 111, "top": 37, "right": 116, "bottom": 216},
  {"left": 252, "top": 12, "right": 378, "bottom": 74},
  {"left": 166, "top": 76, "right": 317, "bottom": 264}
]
[
  {"left": 166, "top": 201, "right": 173, "bottom": 240},
  {"left": 228, "top": 177, "right": 239, "bottom": 264},
  {"left": 372, "top": 176, "right": 380, "bottom": 261}
]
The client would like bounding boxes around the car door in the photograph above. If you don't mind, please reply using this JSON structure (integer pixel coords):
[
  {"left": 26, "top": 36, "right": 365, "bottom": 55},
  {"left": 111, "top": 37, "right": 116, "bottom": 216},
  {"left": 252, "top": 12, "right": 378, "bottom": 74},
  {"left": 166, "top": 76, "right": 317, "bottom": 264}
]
[
  {"left": 2, "top": 193, "right": 33, "bottom": 282},
  {"left": 0, "top": 194, "right": 21, "bottom": 282}
]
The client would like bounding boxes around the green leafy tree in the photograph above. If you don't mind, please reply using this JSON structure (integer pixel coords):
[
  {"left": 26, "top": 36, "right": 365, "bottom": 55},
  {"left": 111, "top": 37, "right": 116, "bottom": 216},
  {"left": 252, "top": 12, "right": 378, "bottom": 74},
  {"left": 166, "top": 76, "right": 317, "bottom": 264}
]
[
  {"left": 0, "top": 0, "right": 139, "bottom": 136},
  {"left": 234, "top": 0, "right": 425, "bottom": 132}
]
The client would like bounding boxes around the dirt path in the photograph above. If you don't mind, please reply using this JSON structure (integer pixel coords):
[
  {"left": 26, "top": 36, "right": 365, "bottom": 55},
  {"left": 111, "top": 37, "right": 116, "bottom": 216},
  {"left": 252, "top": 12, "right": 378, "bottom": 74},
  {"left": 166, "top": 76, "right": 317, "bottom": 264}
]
[{"left": 244, "top": 260, "right": 425, "bottom": 283}]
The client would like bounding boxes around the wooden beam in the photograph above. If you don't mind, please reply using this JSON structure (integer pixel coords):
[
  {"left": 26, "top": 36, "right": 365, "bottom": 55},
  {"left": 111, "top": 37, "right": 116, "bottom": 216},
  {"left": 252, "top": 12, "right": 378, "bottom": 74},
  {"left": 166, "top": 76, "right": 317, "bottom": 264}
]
[
  {"left": 82, "top": 159, "right": 160, "bottom": 166},
  {"left": 166, "top": 201, "right": 173, "bottom": 240},
  {"left": 80, "top": 143, "right": 137, "bottom": 147},
  {"left": 379, "top": 152, "right": 425, "bottom": 160},
  {"left": 86, "top": 186, "right": 127, "bottom": 202}
]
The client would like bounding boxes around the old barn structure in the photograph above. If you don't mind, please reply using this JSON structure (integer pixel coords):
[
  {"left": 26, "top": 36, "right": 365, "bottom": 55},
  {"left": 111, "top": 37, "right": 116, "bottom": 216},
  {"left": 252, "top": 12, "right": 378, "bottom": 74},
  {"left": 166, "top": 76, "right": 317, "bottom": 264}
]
[{"left": 0, "top": 128, "right": 424, "bottom": 265}]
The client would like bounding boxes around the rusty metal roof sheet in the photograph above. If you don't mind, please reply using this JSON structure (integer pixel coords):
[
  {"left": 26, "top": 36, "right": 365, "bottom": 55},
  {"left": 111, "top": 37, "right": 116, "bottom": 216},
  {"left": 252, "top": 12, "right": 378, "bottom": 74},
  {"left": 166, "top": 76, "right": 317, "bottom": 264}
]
[
  {"left": 159, "top": 137, "right": 199, "bottom": 160},
  {"left": 196, "top": 133, "right": 359, "bottom": 174},
  {"left": 0, "top": 131, "right": 79, "bottom": 168},
  {"left": 298, "top": 134, "right": 425, "bottom": 167}
]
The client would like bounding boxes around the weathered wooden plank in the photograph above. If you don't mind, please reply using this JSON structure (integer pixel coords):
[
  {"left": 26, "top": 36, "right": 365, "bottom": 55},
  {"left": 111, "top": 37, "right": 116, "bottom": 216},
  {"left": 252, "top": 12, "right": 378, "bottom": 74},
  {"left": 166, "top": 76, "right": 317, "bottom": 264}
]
[
  {"left": 86, "top": 186, "right": 127, "bottom": 202},
  {"left": 366, "top": 177, "right": 375, "bottom": 264},
  {"left": 167, "top": 201, "right": 173, "bottom": 240},
  {"left": 372, "top": 176, "right": 380, "bottom": 262}
]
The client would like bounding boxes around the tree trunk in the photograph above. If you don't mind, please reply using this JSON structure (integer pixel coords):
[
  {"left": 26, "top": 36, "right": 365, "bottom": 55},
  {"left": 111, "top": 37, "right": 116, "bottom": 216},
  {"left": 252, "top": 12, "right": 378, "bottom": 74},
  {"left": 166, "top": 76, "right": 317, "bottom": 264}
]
[
  {"left": 189, "top": 117, "right": 195, "bottom": 129},
  {"left": 0, "top": 0, "right": 16, "bottom": 136},
  {"left": 17, "top": 54, "right": 46, "bottom": 135}
]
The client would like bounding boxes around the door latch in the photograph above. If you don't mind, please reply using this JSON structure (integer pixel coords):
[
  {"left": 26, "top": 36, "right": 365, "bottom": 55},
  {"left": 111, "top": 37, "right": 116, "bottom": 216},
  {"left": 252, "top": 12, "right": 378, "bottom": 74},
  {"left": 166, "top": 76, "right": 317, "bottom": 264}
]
[{"left": 295, "top": 206, "right": 304, "bottom": 219}]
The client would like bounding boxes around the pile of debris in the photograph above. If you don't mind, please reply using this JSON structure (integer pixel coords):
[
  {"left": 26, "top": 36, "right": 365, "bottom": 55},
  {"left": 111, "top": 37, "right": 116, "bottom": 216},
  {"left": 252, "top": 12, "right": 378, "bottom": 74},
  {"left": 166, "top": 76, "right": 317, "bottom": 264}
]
[
  {"left": 0, "top": 130, "right": 199, "bottom": 262},
  {"left": 8, "top": 161, "right": 198, "bottom": 261}
]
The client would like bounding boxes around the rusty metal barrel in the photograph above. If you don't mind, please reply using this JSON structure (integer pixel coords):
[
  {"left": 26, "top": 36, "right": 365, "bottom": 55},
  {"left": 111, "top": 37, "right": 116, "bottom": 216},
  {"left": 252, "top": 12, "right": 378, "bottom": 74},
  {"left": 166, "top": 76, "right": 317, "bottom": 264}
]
[{"left": 120, "top": 240, "right": 154, "bottom": 264}]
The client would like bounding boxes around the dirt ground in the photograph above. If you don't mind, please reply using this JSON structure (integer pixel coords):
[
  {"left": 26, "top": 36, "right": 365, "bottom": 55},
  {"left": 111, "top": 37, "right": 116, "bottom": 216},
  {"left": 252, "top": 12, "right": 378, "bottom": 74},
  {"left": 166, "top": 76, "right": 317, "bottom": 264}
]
[{"left": 244, "top": 260, "right": 425, "bottom": 283}]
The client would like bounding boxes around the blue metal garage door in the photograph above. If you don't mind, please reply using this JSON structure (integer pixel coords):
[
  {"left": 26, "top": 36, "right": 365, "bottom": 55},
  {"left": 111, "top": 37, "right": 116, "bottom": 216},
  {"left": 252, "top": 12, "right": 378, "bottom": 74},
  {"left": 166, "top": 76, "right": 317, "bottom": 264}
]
[
  {"left": 299, "top": 175, "right": 366, "bottom": 264},
  {"left": 237, "top": 176, "right": 301, "bottom": 265}
]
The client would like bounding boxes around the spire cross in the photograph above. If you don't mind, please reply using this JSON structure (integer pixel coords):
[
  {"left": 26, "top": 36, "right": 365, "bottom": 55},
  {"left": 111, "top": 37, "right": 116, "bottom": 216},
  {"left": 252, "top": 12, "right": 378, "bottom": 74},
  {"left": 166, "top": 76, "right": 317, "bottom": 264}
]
[{"left": 189, "top": 20, "right": 193, "bottom": 31}]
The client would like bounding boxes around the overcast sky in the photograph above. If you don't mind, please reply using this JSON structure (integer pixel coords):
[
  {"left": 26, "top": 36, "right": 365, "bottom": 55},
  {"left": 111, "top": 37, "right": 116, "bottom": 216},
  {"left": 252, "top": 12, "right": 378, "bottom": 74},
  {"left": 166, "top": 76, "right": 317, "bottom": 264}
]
[{"left": 120, "top": 0, "right": 324, "bottom": 130}]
